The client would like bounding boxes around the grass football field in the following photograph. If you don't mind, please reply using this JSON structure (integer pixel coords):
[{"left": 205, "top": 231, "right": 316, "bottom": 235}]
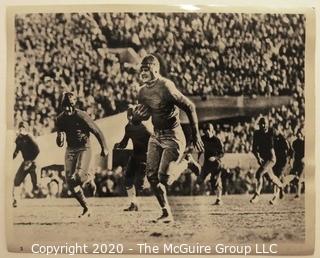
[{"left": 9, "top": 194, "right": 305, "bottom": 254}]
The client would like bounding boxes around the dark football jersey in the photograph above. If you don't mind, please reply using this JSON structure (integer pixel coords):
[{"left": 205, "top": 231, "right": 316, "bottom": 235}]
[
  {"left": 138, "top": 77, "right": 182, "bottom": 130},
  {"left": 252, "top": 129, "right": 274, "bottom": 160},
  {"left": 55, "top": 109, "right": 106, "bottom": 149},
  {"left": 274, "top": 134, "right": 289, "bottom": 163},
  {"left": 15, "top": 134, "right": 40, "bottom": 161},
  {"left": 292, "top": 138, "right": 304, "bottom": 160},
  {"left": 125, "top": 123, "right": 151, "bottom": 157},
  {"left": 202, "top": 134, "right": 224, "bottom": 161}
]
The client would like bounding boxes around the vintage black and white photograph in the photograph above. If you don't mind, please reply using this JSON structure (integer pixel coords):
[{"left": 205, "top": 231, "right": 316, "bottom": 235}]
[{"left": 5, "top": 5, "right": 315, "bottom": 255}]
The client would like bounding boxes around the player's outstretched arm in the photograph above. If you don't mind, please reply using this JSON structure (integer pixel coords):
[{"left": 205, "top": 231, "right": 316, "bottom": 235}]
[
  {"left": 217, "top": 137, "right": 224, "bottom": 159},
  {"left": 115, "top": 130, "right": 129, "bottom": 149},
  {"left": 13, "top": 144, "right": 19, "bottom": 159},
  {"left": 80, "top": 111, "right": 108, "bottom": 156},
  {"left": 252, "top": 131, "right": 262, "bottom": 164},
  {"left": 166, "top": 82, "right": 204, "bottom": 152}
]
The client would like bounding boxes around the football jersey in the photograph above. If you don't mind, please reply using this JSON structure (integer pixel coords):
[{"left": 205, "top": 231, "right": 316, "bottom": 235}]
[
  {"left": 15, "top": 134, "right": 40, "bottom": 161},
  {"left": 274, "top": 134, "right": 289, "bottom": 163},
  {"left": 55, "top": 109, "right": 106, "bottom": 149},
  {"left": 202, "top": 134, "right": 224, "bottom": 161},
  {"left": 252, "top": 129, "right": 274, "bottom": 161},
  {"left": 292, "top": 138, "right": 304, "bottom": 160},
  {"left": 138, "top": 77, "right": 181, "bottom": 130}
]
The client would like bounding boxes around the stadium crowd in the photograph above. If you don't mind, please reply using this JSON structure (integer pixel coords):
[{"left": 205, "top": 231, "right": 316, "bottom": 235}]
[
  {"left": 212, "top": 99, "right": 304, "bottom": 153},
  {"left": 15, "top": 13, "right": 305, "bottom": 137}
]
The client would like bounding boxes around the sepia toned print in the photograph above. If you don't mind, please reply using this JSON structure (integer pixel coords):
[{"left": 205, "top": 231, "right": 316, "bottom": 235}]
[{"left": 5, "top": 5, "right": 315, "bottom": 255}]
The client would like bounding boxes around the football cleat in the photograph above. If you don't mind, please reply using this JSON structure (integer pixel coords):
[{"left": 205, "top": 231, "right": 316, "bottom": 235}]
[
  {"left": 269, "top": 196, "right": 278, "bottom": 205},
  {"left": 156, "top": 208, "right": 174, "bottom": 224},
  {"left": 78, "top": 207, "right": 91, "bottom": 218},
  {"left": 213, "top": 199, "right": 223, "bottom": 206},
  {"left": 294, "top": 194, "right": 300, "bottom": 200},
  {"left": 250, "top": 193, "right": 260, "bottom": 204},
  {"left": 124, "top": 203, "right": 138, "bottom": 212}
]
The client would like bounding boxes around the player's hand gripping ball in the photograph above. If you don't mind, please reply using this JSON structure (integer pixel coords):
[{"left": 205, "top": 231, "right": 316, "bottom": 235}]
[{"left": 133, "top": 104, "right": 151, "bottom": 121}]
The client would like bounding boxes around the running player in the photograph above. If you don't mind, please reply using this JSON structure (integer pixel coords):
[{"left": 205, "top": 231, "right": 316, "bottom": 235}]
[
  {"left": 114, "top": 107, "right": 151, "bottom": 211},
  {"left": 196, "top": 123, "right": 224, "bottom": 205},
  {"left": 291, "top": 129, "right": 305, "bottom": 199},
  {"left": 55, "top": 92, "right": 107, "bottom": 217},
  {"left": 134, "top": 54, "right": 204, "bottom": 223},
  {"left": 269, "top": 123, "right": 291, "bottom": 204},
  {"left": 250, "top": 118, "right": 284, "bottom": 203},
  {"left": 12, "top": 121, "right": 40, "bottom": 207}
]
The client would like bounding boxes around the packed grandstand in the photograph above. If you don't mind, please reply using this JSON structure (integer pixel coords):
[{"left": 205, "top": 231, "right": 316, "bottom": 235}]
[{"left": 14, "top": 13, "right": 304, "bottom": 138}]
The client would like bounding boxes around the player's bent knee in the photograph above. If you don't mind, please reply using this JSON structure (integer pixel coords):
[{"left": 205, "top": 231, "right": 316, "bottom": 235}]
[
  {"left": 125, "top": 180, "right": 135, "bottom": 190},
  {"left": 196, "top": 175, "right": 204, "bottom": 185},
  {"left": 67, "top": 177, "right": 79, "bottom": 188},
  {"left": 76, "top": 168, "right": 90, "bottom": 183},
  {"left": 147, "top": 173, "right": 158, "bottom": 185},
  {"left": 30, "top": 162, "right": 36, "bottom": 170},
  {"left": 147, "top": 180, "right": 159, "bottom": 190},
  {"left": 216, "top": 182, "right": 223, "bottom": 190},
  {"left": 159, "top": 173, "right": 169, "bottom": 186},
  {"left": 255, "top": 171, "right": 263, "bottom": 180}
]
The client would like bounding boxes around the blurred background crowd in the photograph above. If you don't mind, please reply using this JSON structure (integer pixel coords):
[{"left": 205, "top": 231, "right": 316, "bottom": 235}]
[
  {"left": 21, "top": 161, "right": 301, "bottom": 199},
  {"left": 14, "top": 12, "right": 305, "bottom": 198},
  {"left": 15, "top": 13, "right": 304, "bottom": 135},
  {"left": 212, "top": 100, "right": 304, "bottom": 153}
]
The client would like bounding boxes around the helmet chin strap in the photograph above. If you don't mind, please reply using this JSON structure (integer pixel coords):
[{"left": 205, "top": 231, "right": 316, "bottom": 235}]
[
  {"left": 146, "top": 77, "right": 158, "bottom": 85},
  {"left": 144, "top": 73, "right": 160, "bottom": 86}
]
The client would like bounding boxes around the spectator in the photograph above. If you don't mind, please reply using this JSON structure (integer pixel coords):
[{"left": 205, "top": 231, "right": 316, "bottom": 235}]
[{"left": 14, "top": 13, "right": 305, "bottom": 136}]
